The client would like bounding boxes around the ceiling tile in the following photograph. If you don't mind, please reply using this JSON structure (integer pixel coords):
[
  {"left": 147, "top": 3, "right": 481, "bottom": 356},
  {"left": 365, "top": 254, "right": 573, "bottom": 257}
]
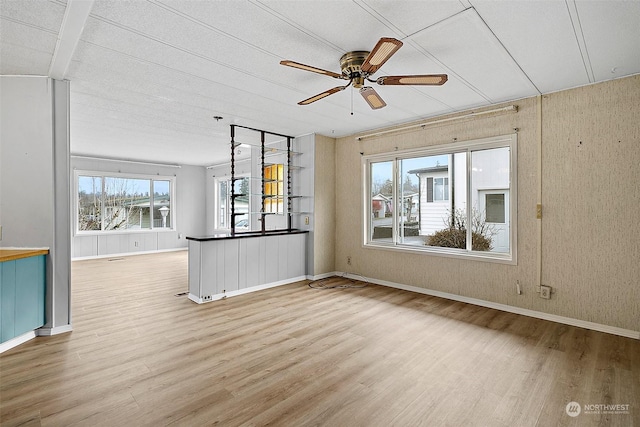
[
  {"left": 359, "top": 0, "right": 465, "bottom": 36},
  {"left": 410, "top": 8, "right": 539, "bottom": 103},
  {"left": 0, "top": 19, "right": 59, "bottom": 74},
  {"left": 470, "top": 0, "right": 590, "bottom": 94},
  {"left": 576, "top": 1, "right": 640, "bottom": 82}
]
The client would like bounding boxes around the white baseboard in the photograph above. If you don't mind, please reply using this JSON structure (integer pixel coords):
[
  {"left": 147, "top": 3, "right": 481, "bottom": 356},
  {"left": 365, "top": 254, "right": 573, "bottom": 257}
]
[
  {"left": 36, "top": 324, "right": 73, "bottom": 336},
  {"left": 189, "top": 275, "right": 308, "bottom": 304},
  {"left": 72, "top": 247, "right": 187, "bottom": 261},
  {"left": 0, "top": 331, "right": 36, "bottom": 354},
  {"left": 307, "top": 271, "right": 340, "bottom": 281},
  {"left": 343, "top": 273, "right": 640, "bottom": 340}
]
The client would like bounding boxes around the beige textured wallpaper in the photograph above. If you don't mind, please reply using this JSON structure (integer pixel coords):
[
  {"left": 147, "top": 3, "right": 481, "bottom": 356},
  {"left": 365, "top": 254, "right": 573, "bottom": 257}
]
[
  {"left": 328, "top": 74, "right": 639, "bottom": 332},
  {"left": 540, "top": 75, "right": 640, "bottom": 331},
  {"left": 313, "top": 134, "right": 336, "bottom": 275}
]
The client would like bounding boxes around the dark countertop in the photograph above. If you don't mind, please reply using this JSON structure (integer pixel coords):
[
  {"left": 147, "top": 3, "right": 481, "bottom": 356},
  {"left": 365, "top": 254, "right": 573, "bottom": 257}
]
[{"left": 186, "top": 229, "right": 308, "bottom": 242}]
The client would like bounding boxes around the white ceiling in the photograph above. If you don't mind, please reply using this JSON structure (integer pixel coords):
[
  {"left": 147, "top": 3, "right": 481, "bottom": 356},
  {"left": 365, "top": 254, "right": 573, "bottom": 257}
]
[{"left": 1, "top": 0, "right": 639, "bottom": 166}]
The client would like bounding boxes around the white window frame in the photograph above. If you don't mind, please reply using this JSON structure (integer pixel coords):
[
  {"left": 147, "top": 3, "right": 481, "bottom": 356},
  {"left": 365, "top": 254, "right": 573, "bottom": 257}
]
[
  {"left": 362, "top": 134, "right": 517, "bottom": 264},
  {"left": 74, "top": 170, "right": 176, "bottom": 235}
]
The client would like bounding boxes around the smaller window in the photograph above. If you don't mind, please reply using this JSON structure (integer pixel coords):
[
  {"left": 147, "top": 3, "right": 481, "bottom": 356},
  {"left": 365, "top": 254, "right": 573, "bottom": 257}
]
[
  {"left": 433, "top": 177, "right": 449, "bottom": 201},
  {"left": 485, "top": 194, "right": 505, "bottom": 223}
]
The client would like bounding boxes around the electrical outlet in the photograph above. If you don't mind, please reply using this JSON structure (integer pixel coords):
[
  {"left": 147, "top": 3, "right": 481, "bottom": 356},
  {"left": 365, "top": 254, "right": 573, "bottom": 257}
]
[
  {"left": 540, "top": 285, "right": 551, "bottom": 299},
  {"left": 516, "top": 280, "right": 522, "bottom": 295},
  {"left": 304, "top": 216, "right": 309, "bottom": 225},
  {"left": 347, "top": 256, "right": 352, "bottom": 265}
]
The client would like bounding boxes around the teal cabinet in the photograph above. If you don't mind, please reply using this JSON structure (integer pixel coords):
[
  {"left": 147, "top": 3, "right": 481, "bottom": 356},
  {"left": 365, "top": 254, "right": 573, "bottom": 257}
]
[{"left": 0, "top": 255, "right": 46, "bottom": 343}]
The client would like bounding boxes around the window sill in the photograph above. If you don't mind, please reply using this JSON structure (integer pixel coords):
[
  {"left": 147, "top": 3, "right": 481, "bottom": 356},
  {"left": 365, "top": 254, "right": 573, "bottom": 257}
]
[{"left": 363, "top": 241, "right": 516, "bottom": 265}]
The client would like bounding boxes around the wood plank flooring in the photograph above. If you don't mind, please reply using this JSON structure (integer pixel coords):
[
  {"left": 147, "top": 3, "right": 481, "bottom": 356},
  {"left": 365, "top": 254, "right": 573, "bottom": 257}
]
[{"left": 1, "top": 251, "right": 639, "bottom": 426}]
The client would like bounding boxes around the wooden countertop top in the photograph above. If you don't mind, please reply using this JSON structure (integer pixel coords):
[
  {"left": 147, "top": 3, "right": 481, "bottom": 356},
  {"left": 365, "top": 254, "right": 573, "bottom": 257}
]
[{"left": 0, "top": 249, "right": 49, "bottom": 263}]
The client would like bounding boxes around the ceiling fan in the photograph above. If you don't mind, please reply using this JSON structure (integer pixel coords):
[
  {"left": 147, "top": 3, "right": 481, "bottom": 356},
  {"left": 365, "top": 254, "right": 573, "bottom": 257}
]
[{"left": 280, "top": 37, "right": 447, "bottom": 110}]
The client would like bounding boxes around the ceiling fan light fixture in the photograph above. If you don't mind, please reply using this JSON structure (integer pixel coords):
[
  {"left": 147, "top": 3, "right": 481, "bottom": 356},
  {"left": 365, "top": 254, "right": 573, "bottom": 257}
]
[{"left": 360, "top": 87, "right": 386, "bottom": 109}]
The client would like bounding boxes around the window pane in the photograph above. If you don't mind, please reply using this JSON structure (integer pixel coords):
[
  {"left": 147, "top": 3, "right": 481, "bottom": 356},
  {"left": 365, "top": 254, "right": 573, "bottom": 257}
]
[
  {"left": 218, "top": 180, "right": 228, "bottom": 228},
  {"left": 400, "top": 155, "right": 447, "bottom": 246},
  {"left": 264, "top": 164, "right": 283, "bottom": 214},
  {"left": 153, "top": 180, "right": 171, "bottom": 228},
  {"left": 233, "top": 177, "right": 250, "bottom": 229},
  {"left": 471, "top": 147, "right": 510, "bottom": 253},
  {"left": 412, "top": 153, "right": 468, "bottom": 250},
  {"left": 485, "top": 194, "right": 505, "bottom": 223},
  {"left": 370, "top": 161, "right": 393, "bottom": 242},
  {"left": 104, "top": 177, "right": 151, "bottom": 230},
  {"left": 78, "top": 176, "right": 102, "bottom": 231}
]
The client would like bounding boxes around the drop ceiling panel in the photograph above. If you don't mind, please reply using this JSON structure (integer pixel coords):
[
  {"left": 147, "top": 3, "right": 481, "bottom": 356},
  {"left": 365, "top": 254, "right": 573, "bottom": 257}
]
[
  {"left": 255, "top": 1, "right": 402, "bottom": 53},
  {"left": 0, "top": 0, "right": 66, "bottom": 33},
  {"left": 411, "top": 8, "right": 538, "bottom": 103},
  {"left": 0, "top": 44, "right": 53, "bottom": 75},
  {"left": 0, "top": 20, "right": 59, "bottom": 74},
  {"left": 360, "top": 0, "right": 465, "bottom": 36},
  {"left": 470, "top": 0, "right": 589, "bottom": 94},
  {"left": 154, "top": 0, "right": 346, "bottom": 66},
  {"left": 576, "top": 1, "right": 640, "bottom": 81},
  {"left": 67, "top": 43, "right": 331, "bottom": 135},
  {"left": 75, "top": 15, "right": 339, "bottom": 112}
]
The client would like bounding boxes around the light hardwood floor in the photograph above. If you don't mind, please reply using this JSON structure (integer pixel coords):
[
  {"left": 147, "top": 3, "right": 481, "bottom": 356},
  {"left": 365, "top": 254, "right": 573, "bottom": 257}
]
[{"left": 1, "top": 251, "right": 638, "bottom": 426}]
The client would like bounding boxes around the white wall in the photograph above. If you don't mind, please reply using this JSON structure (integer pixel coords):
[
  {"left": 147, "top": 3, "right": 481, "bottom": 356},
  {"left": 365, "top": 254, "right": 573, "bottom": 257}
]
[
  {"left": 71, "top": 157, "right": 206, "bottom": 258},
  {"left": 0, "top": 76, "right": 71, "bottom": 331}
]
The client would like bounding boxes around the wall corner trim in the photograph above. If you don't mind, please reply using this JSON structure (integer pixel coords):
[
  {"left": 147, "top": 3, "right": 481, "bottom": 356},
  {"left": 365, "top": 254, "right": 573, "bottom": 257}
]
[{"left": 36, "top": 324, "right": 73, "bottom": 336}]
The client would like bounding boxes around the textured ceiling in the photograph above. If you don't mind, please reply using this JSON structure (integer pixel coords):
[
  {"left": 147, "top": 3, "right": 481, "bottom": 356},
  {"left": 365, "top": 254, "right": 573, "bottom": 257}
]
[{"left": 1, "top": 0, "right": 639, "bottom": 166}]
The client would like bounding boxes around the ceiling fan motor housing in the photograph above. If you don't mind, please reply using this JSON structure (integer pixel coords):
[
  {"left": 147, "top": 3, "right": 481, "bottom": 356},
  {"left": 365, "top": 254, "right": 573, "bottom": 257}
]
[{"left": 340, "top": 51, "right": 370, "bottom": 87}]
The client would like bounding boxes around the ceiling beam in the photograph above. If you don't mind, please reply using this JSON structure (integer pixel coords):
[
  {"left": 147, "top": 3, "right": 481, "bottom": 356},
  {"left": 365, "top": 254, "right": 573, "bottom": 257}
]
[{"left": 48, "top": 0, "right": 95, "bottom": 80}]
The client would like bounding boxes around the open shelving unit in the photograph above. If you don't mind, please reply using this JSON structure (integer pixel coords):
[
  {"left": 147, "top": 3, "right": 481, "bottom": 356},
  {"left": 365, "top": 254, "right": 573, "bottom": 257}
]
[{"left": 229, "top": 124, "right": 301, "bottom": 235}]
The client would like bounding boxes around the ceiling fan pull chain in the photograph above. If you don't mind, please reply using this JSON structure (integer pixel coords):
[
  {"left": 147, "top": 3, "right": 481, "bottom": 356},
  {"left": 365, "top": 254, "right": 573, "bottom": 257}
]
[{"left": 351, "top": 85, "right": 354, "bottom": 116}]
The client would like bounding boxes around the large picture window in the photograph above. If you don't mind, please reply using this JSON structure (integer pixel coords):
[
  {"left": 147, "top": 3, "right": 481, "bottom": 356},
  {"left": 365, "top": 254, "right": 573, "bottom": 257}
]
[
  {"left": 76, "top": 172, "right": 175, "bottom": 233},
  {"left": 364, "top": 134, "right": 517, "bottom": 263}
]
